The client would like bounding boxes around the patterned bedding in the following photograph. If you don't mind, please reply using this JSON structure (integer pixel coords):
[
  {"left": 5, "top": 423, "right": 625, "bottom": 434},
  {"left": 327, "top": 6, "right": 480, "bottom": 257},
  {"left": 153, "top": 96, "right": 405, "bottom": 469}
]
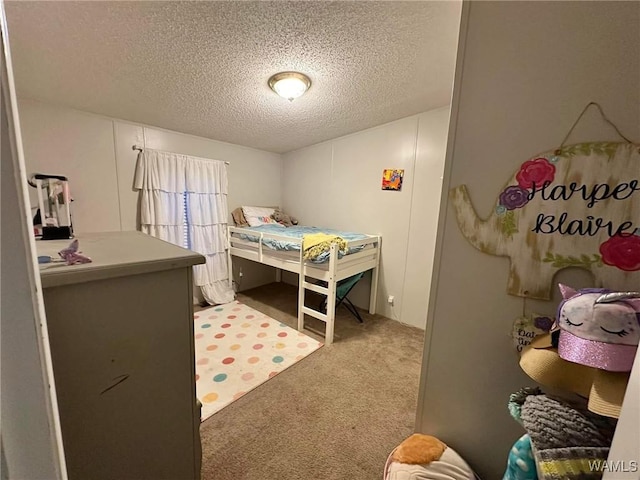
[{"left": 233, "top": 224, "right": 369, "bottom": 263}]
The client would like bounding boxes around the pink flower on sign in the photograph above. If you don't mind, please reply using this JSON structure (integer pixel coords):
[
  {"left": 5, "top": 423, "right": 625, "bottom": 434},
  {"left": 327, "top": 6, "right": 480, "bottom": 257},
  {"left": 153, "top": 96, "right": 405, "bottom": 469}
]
[
  {"left": 599, "top": 234, "right": 640, "bottom": 271},
  {"left": 516, "top": 157, "right": 556, "bottom": 190}
]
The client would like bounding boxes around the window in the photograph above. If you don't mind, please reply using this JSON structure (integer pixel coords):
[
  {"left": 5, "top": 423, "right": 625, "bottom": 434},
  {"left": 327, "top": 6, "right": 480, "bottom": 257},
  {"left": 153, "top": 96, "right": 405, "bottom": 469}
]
[{"left": 182, "top": 192, "right": 191, "bottom": 249}]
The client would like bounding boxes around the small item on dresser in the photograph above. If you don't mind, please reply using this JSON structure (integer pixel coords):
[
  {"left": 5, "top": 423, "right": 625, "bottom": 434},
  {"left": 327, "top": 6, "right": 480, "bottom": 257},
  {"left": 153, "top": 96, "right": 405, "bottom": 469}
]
[
  {"left": 383, "top": 433, "right": 479, "bottom": 480},
  {"left": 28, "top": 173, "right": 74, "bottom": 240},
  {"left": 58, "top": 239, "right": 92, "bottom": 265},
  {"left": 38, "top": 255, "right": 69, "bottom": 265}
]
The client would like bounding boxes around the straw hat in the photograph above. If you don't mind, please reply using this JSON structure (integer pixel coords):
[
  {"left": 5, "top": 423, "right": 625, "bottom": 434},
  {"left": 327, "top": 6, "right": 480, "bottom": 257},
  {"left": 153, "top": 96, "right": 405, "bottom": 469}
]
[
  {"left": 519, "top": 333, "right": 629, "bottom": 418},
  {"left": 520, "top": 334, "right": 596, "bottom": 397},
  {"left": 588, "top": 370, "right": 629, "bottom": 419}
]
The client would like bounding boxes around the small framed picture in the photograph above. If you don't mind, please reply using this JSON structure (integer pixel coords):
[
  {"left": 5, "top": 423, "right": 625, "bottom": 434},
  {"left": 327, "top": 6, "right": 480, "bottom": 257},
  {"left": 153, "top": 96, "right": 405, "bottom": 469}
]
[{"left": 382, "top": 169, "right": 404, "bottom": 191}]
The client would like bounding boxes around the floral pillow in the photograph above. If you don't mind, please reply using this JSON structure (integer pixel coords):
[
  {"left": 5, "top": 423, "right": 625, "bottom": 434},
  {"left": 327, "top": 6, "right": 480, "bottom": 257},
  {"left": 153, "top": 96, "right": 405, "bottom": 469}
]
[{"left": 241, "top": 206, "right": 281, "bottom": 227}]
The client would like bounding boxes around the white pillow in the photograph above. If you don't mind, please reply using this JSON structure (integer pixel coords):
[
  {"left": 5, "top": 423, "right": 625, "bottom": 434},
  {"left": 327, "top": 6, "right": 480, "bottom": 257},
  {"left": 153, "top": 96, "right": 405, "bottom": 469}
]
[{"left": 242, "top": 206, "right": 279, "bottom": 227}]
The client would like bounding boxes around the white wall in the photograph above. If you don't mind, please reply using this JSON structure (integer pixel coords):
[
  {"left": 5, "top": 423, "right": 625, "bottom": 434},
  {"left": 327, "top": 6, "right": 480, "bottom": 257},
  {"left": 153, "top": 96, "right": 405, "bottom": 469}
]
[
  {"left": 20, "top": 100, "right": 121, "bottom": 232},
  {"left": 18, "top": 98, "right": 283, "bottom": 290},
  {"left": 1, "top": 94, "right": 61, "bottom": 480},
  {"left": 1, "top": 21, "right": 65, "bottom": 478},
  {"left": 18, "top": 98, "right": 451, "bottom": 320},
  {"left": 282, "top": 107, "right": 450, "bottom": 328},
  {"left": 404, "top": 109, "right": 451, "bottom": 329},
  {"left": 416, "top": 2, "right": 640, "bottom": 478},
  {"left": 604, "top": 348, "right": 640, "bottom": 479}
]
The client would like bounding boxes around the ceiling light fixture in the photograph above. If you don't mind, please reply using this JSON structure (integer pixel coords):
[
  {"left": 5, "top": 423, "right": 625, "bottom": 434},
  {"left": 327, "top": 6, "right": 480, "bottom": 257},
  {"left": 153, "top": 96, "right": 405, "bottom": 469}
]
[{"left": 268, "top": 71, "right": 311, "bottom": 101}]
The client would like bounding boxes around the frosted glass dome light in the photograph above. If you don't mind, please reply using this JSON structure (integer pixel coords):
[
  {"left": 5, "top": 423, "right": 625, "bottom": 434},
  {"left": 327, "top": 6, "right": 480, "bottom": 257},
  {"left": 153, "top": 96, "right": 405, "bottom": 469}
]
[{"left": 268, "top": 72, "right": 311, "bottom": 101}]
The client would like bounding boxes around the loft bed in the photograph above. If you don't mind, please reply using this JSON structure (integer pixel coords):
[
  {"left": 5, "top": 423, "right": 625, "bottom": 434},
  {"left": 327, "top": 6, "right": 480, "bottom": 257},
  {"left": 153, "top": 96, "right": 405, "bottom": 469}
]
[{"left": 227, "top": 224, "right": 381, "bottom": 345}]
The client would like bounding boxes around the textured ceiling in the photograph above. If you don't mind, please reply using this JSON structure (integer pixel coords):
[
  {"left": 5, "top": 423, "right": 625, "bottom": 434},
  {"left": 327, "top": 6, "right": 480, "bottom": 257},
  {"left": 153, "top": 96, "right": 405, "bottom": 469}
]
[{"left": 5, "top": 1, "right": 461, "bottom": 154}]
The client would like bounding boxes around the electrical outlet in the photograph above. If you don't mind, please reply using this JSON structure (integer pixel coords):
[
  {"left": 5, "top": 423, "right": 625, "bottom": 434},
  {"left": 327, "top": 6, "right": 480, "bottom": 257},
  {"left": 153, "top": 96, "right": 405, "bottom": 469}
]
[
  {"left": 239, "top": 268, "right": 244, "bottom": 278},
  {"left": 387, "top": 295, "right": 394, "bottom": 305}
]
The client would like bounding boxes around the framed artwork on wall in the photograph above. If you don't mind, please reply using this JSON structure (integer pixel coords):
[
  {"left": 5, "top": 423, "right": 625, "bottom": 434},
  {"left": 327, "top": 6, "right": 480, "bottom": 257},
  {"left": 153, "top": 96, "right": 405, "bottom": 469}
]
[{"left": 382, "top": 169, "right": 404, "bottom": 191}]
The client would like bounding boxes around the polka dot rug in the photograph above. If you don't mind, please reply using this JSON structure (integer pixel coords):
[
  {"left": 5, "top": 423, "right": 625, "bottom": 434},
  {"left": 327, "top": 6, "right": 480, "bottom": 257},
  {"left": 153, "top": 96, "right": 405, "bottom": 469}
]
[{"left": 195, "top": 300, "right": 323, "bottom": 421}]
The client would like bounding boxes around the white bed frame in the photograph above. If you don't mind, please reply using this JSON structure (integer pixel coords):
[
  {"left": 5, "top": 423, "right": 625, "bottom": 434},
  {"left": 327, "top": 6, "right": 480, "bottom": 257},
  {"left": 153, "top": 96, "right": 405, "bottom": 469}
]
[{"left": 227, "top": 226, "right": 381, "bottom": 345}]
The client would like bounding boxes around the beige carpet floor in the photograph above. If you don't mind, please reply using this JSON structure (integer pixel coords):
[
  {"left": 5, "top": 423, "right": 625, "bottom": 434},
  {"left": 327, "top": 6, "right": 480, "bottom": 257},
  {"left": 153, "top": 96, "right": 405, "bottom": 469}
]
[{"left": 199, "top": 282, "right": 425, "bottom": 480}]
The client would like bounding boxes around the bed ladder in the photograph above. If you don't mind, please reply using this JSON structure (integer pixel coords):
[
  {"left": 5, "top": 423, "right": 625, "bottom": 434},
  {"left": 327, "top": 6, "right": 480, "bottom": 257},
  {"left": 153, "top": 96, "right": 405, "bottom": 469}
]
[{"left": 297, "top": 242, "right": 339, "bottom": 346}]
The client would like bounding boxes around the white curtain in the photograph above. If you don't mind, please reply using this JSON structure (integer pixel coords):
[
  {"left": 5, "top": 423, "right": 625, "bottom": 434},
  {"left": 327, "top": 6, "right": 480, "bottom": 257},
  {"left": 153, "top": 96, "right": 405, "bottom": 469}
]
[{"left": 134, "top": 149, "right": 235, "bottom": 305}]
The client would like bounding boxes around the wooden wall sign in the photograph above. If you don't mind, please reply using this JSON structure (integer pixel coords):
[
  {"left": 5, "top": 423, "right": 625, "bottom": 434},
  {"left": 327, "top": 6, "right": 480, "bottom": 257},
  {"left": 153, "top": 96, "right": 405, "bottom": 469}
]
[{"left": 450, "top": 142, "right": 640, "bottom": 300}]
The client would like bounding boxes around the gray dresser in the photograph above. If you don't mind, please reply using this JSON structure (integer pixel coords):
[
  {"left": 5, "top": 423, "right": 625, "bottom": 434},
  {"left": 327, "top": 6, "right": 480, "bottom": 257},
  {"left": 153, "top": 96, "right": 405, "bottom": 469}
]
[{"left": 38, "top": 231, "right": 205, "bottom": 480}]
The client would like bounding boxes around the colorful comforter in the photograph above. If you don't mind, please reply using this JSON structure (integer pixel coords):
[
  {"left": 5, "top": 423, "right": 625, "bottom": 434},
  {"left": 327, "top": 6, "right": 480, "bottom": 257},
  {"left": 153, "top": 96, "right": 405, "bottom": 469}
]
[{"left": 233, "top": 224, "right": 369, "bottom": 263}]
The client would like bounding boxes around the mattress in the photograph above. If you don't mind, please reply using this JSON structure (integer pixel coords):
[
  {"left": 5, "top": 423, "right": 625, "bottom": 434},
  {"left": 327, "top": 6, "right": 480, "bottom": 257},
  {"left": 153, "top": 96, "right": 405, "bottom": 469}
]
[{"left": 231, "top": 224, "right": 370, "bottom": 263}]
